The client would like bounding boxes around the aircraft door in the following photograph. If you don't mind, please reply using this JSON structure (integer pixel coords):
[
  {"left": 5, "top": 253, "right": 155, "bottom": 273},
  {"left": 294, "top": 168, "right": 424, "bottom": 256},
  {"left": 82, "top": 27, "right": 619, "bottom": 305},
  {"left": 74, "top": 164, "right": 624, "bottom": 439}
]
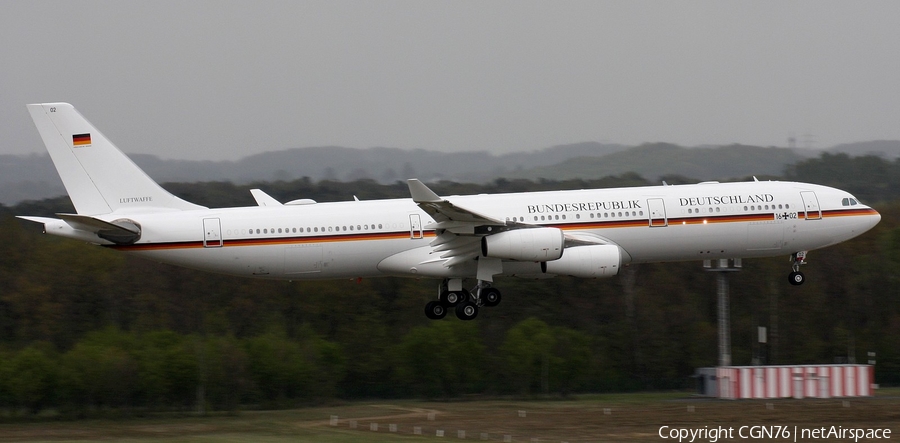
[
  {"left": 647, "top": 198, "right": 668, "bottom": 227},
  {"left": 203, "top": 218, "right": 223, "bottom": 247},
  {"left": 409, "top": 214, "right": 423, "bottom": 239},
  {"left": 800, "top": 191, "right": 821, "bottom": 220}
]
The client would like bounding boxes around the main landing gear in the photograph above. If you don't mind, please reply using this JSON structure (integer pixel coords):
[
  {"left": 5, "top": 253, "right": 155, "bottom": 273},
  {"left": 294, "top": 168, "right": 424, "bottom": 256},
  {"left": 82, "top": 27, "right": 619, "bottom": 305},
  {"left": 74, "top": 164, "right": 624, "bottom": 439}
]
[
  {"left": 424, "top": 278, "right": 502, "bottom": 321},
  {"left": 788, "top": 251, "right": 807, "bottom": 286}
]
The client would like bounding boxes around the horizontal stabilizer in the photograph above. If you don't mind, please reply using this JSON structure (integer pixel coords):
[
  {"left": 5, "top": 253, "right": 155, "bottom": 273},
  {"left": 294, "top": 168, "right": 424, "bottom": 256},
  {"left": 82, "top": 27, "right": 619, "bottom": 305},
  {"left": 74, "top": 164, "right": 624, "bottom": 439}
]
[{"left": 57, "top": 213, "right": 141, "bottom": 244}]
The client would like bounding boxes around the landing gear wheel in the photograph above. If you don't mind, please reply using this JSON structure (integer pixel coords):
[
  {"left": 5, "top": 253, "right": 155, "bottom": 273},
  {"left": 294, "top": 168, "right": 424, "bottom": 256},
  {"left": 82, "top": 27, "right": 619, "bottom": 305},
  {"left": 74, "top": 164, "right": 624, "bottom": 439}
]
[
  {"left": 481, "top": 287, "right": 501, "bottom": 307},
  {"left": 425, "top": 301, "right": 447, "bottom": 320},
  {"left": 455, "top": 301, "right": 478, "bottom": 321},
  {"left": 440, "top": 290, "right": 467, "bottom": 306},
  {"left": 788, "top": 271, "right": 805, "bottom": 286}
]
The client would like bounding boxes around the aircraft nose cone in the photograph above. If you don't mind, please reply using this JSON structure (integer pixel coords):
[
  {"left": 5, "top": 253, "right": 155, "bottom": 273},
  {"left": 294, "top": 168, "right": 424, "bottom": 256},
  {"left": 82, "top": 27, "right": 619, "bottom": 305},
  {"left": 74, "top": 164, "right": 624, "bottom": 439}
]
[{"left": 863, "top": 208, "right": 882, "bottom": 232}]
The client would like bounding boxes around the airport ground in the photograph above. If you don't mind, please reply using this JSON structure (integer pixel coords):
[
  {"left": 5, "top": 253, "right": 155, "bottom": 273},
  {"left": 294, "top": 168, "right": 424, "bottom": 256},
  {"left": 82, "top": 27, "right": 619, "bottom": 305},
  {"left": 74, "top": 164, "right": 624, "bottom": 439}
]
[{"left": 0, "top": 389, "right": 898, "bottom": 442}]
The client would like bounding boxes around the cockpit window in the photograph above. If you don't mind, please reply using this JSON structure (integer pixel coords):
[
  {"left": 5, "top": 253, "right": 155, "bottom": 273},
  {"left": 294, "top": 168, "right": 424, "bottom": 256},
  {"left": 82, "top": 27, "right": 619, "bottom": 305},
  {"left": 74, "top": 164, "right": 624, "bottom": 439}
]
[{"left": 842, "top": 197, "right": 861, "bottom": 206}]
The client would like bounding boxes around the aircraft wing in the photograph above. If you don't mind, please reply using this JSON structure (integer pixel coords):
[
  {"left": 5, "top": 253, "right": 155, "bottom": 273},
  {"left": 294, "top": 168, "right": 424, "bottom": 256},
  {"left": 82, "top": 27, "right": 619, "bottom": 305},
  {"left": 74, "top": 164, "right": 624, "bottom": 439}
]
[
  {"left": 407, "top": 179, "right": 506, "bottom": 229},
  {"left": 406, "top": 180, "right": 620, "bottom": 269},
  {"left": 407, "top": 179, "right": 510, "bottom": 268}
]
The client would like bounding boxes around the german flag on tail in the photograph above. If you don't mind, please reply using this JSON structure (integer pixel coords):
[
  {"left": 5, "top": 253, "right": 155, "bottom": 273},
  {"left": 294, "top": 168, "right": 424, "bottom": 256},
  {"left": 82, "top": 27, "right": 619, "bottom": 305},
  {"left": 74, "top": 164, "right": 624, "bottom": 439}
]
[{"left": 73, "top": 133, "right": 91, "bottom": 147}]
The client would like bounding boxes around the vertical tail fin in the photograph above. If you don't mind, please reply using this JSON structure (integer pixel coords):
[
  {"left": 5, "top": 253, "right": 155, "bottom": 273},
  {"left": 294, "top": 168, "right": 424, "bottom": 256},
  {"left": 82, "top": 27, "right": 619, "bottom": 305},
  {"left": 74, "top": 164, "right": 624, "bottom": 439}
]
[{"left": 27, "top": 103, "right": 205, "bottom": 215}]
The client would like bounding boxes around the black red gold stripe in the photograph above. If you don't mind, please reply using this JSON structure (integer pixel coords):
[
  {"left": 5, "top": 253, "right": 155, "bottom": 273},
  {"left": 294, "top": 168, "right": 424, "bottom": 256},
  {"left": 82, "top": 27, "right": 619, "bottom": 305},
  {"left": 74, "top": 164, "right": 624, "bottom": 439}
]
[
  {"left": 73, "top": 133, "right": 91, "bottom": 146},
  {"left": 107, "top": 208, "right": 879, "bottom": 252},
  {"left": 109, "top": 230, "right": 419, "bottom": 251}
]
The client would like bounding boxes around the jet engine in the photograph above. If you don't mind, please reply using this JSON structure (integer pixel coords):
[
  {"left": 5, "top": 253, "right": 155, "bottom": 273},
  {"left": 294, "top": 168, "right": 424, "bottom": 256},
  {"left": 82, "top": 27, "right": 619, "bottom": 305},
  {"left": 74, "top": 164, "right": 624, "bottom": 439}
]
[
  {"left": 481, "top": 227, "right": 565, "bottom": 262},
  {"left": 542, "top": 244, "right": 621, "bottom": 278}
]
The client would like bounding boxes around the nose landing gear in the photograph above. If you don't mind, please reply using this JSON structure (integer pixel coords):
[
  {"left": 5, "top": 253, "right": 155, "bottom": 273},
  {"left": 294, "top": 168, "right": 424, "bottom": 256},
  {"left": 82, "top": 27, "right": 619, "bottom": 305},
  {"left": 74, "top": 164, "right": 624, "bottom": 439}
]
[{"left": 788, "top": 251, "right": 807, "bottom": 286}]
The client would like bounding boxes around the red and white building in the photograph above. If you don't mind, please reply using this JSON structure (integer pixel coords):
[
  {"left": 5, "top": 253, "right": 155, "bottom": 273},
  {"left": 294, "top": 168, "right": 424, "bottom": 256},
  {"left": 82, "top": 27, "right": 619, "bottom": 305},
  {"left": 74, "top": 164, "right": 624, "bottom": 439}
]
[{"left": 696, "top": 365, "right": 874, "bottom": 399}]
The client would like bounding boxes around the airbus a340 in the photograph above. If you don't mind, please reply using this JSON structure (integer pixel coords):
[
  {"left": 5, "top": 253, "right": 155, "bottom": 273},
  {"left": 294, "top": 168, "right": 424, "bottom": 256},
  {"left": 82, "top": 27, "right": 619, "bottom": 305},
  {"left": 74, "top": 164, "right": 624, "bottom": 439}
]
[{"left": 19, "top": 103, "right": 881, "bottom": 320}]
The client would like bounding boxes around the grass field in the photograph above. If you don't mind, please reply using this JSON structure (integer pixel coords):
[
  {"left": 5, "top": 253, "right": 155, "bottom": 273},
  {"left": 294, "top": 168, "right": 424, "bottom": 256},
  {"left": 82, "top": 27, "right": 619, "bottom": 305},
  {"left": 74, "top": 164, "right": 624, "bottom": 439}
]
[{"left": 1, "top": 390, "right": 898, "bottom": 442}]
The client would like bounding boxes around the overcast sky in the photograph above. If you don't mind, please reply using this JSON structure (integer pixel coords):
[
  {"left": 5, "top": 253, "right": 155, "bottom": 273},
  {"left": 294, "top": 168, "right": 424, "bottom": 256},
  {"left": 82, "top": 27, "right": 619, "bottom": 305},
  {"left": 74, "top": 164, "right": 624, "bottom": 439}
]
[{"left": 2, "top": 1, "right": 900, "bottom": 161}]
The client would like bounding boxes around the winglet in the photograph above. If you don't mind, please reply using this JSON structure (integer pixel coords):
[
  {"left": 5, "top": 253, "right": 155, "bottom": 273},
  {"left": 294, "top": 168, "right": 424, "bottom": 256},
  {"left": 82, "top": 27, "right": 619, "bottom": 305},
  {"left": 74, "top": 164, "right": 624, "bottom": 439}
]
[
  {"left": 250, "top": 189, "right": 283, "bottom": 207},
  {"left": 407, "top": 179, "right": 442, "bottom": 203}
]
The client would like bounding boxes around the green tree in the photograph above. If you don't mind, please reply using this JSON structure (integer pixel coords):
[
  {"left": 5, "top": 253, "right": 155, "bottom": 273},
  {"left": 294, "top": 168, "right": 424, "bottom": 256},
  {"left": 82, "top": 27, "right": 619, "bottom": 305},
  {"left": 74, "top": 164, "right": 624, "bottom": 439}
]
[
  {"left": 394, "top": 321, "right": 486, "bottom": 398},
  {"left": 134, "top": 331, "right": 199, "bottom": 408},
  {"left": 198, "top": 335, "right": 249, "bottom": 411},
  {"left": 58, "top": 338, "right": 138, "bottom": 411},
  {"left": 0, "top": 344, "right": 57, "bottom": 414},
  {"left": 549, "top": 326, "right": 594, "bottom": 396},
  {"left": 500, "top": 317, "right": 555, "bottom": 395},
  {"left": 243, "top": 332, "right": 312, "bottom": 405}
]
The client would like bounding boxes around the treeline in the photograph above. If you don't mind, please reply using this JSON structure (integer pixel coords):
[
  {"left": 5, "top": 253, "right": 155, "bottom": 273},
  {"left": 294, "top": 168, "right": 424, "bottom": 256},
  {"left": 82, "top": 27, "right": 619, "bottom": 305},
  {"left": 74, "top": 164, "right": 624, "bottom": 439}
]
[{"left": 1, "top": 153, "right": 899, "bottom": 416}]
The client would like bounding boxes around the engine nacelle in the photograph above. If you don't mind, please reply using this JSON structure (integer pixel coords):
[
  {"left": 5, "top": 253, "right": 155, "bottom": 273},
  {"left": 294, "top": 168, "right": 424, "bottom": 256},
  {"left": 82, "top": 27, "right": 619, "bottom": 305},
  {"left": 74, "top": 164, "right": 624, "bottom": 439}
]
[
  {"left": 481, "top": 227, "right": 565, "bottom": 262},
  {"left": 542, "top": 244, "right": 621, "bottom": 278}
]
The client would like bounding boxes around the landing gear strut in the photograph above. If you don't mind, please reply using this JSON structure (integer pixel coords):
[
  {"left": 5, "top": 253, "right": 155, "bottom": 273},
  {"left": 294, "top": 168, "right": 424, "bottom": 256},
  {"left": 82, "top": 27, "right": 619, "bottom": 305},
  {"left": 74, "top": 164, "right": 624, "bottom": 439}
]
[
  {"left": 788, "top": 251, "right": 807, "bottom": 286},
  {"left": 425, "top": 279, "right": 502, "bottom": 320}
]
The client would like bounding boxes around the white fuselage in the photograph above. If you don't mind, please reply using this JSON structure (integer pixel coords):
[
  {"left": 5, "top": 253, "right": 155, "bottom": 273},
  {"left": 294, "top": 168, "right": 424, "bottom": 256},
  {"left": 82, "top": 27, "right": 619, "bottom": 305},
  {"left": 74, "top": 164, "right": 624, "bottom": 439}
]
[{"left": 93, "top": 180, "right": 879, "bottom": 280}]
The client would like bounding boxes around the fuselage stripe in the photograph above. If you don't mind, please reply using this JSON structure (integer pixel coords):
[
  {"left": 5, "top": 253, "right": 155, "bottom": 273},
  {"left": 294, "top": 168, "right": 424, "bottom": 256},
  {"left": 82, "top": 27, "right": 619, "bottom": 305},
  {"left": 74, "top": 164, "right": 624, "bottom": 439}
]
[{"left": 107, "top": 207, "right": 879, "bottom": 252}]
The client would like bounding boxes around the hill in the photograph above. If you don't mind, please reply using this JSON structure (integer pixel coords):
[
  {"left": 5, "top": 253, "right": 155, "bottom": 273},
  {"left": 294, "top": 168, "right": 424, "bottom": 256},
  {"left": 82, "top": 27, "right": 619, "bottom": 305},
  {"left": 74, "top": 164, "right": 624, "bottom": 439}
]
[
  {"left": 6, "top": 140, "right": 897, "bottom": 205},
  {"left": 519, "top": 143, "right": 813, "bottom": 181},
  {"left": 0, "top": 142, "right": 624, "bottom": 205},
  {"left": 828, "top": 140, "right": 900, "bottom": 159}
]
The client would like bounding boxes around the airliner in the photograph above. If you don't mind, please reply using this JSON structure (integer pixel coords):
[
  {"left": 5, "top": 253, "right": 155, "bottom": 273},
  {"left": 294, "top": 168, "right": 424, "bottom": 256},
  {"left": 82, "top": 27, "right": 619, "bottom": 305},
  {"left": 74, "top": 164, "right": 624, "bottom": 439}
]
[{"left": 19, "top": 103, "right": 881, "bottom": 320}]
